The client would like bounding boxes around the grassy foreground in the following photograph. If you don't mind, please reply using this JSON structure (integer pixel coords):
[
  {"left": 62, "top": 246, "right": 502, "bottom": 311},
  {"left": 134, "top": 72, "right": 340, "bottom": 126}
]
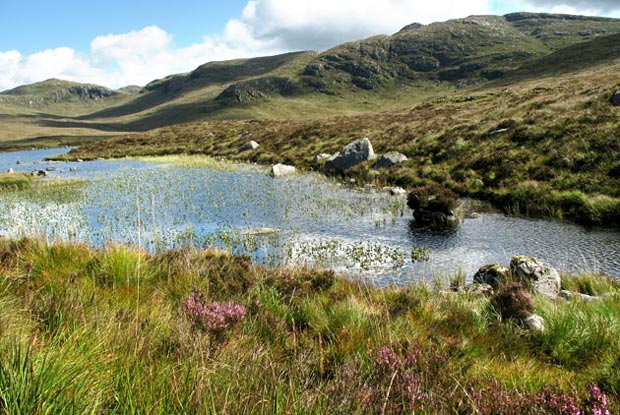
[{"left": 0, "top": 237, "right": 618, "bottom": 414}]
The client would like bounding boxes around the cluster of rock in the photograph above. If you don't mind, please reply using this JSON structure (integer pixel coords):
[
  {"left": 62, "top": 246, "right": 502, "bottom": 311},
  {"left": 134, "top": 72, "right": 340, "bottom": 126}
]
[
  {"left": 313, "top": 137, "right": 407, "bottom": 173},
  {"left": 459, "top": 256, "right": 611, "bottom": 332},
  {"left": 255, "top": 137, "right": 408, "bottom": 182}
]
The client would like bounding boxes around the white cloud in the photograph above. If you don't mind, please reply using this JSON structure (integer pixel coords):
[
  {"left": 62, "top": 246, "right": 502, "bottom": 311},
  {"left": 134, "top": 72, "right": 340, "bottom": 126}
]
[
  {"left": 504, "top": 0, "right": 620, "bottom": 16},
  {"left": 235, "top": 0, "right": 491, "bottom": 50}
]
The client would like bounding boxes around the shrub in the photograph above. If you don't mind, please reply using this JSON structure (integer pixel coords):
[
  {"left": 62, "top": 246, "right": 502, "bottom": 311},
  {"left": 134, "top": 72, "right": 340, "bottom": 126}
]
[
  {"left": 490, "top": 282, "right": 534, "bottom": 322},
  {"left": 407, "top": 185, "right": 457, "bottom": 213},
  {"left": 185, "top": 287, "right": 246, "bottom": 337}
]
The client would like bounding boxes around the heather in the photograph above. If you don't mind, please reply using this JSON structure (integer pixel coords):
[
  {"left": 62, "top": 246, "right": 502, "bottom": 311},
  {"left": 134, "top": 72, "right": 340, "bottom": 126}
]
[{"left": 0, "top": 237, "right": 618, "bottom": 413}]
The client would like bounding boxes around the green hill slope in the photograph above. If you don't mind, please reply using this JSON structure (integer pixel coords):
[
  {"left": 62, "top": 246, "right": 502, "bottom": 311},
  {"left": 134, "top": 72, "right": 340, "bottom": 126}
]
[{"left": 1, "top": 12, "right": 620, "bottom": 149}]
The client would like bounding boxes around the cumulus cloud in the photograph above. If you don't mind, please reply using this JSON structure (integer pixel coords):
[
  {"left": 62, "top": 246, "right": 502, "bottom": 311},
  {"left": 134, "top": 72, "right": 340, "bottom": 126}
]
[
  {"left": 519, "top": 0, "right": 620, "bottom": 14},
  {"left": 234, "top": 0, "right": 491, "bottom": 50}
]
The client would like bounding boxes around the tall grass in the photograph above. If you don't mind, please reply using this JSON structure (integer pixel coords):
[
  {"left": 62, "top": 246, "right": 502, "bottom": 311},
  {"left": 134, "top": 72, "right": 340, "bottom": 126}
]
[{"left": 0, "top": 237, "right": 618, "bottom": 413}]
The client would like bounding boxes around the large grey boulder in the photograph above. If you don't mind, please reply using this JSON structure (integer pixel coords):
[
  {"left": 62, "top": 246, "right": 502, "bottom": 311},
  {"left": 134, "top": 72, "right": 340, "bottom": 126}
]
[
  {"left": 325, "top": 137, "right": 376, "bottom": 172},
  {"left": 473, "top": 264, "right": 510, "bottom": 289},
  {"left": 611, "top": 90, "right": 620, "bottom": 106},
  {"left": 374, "top": 152, "right": 408, "bottom": 169},
  {"left": 271, "top": 163, "right": 296, "bottom": 177},
  {"left": 510, "top": 256, "right": 561, "bottom": 299},
  {"left": 239, "top": 140, "right": 260, "bottom": 152}
]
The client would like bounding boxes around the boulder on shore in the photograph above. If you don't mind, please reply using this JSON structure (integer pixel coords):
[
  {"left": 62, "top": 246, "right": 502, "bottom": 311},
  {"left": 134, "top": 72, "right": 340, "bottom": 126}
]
[
  {"left": 374, "top": 152, "right": 408, "bottom": 169},
  {"left": 510, "top": 256, "right": 561, "bottom": 299},
  {"left": 6, "top": 168, "right": 14, "bottom": 173},
  {"left": 389, "top": 187, "right": 407, "bottom": 196},
  {"left": 239, "top": 140, "right": 260, "bottom": 152},
  {"left": 271, "top": 163, "right": 296, "bottom": 177},
  {"left": 473, "top": 264, "right": 510, "bottom": 289},
  {"left": 325, "top": 137, "right": 376, "bottom": 172}
]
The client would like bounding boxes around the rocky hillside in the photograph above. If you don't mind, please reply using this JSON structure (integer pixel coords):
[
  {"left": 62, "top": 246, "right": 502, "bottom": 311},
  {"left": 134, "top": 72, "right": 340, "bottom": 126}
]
[
  {"left": 0, "top": 79, "right": 124, "bottom": 107},
  {"left": 300, "top": 13, "right": 620, "bottom": 92}
]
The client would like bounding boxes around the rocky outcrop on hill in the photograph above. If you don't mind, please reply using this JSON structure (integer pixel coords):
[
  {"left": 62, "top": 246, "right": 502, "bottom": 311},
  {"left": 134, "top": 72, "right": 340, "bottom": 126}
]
[{"left": 216, "top": 77, "right": 300, "bottom": 103}]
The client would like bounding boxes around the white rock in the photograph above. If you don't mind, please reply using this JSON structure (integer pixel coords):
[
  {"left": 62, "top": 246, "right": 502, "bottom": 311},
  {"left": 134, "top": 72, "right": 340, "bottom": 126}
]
[
  {"left": 523, "top": 314, "right": 545, "bottom": 332},
  {"left": 271, "top": 163, "right": 296, "bottom": 177}
]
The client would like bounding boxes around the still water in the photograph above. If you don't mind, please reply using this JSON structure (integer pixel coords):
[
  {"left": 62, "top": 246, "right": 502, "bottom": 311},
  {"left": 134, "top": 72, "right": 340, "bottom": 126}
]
[{"left": 1, "top": 148, "right": 619, "bottom": 284}]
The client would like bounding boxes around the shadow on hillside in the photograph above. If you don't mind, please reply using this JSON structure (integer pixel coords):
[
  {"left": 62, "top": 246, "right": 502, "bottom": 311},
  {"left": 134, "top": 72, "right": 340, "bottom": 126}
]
[
  {"left": 77, "top": 51, "right": 310, "bottom": 121},
  {"left": 498, "top": 33, "right": 620, "bottom": 84}
]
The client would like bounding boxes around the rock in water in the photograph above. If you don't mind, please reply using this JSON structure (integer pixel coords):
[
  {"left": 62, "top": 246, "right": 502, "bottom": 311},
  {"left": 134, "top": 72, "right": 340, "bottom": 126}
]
[
  {"left": 611, "top": 90, "right": 620, "bottom": 106},
  {"left": 473, "top": 264, "right": 510, "bottom": 289},
  {"left": 326, "top": 137, "right": 376, "bottom": 172},
  {"left": 374, "top": 152, "right": 408, "bottom": 168},
  {"left": 239, "top": 140, "right": 260, "bottom": 152},
  {"left": 6, "top": 168, "right": 14, "bottom": 173},
  {"left": 510, "top": 256, "right": 561, "bottom": 299},
  {"left": 271, "top": 163, "right": 296, "bottom": 177}
]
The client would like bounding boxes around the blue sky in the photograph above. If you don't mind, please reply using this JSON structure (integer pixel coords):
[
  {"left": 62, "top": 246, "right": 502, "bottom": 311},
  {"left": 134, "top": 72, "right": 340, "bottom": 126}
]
[{"left": 1, "top": 0, "right": 619, "bottom": 91}]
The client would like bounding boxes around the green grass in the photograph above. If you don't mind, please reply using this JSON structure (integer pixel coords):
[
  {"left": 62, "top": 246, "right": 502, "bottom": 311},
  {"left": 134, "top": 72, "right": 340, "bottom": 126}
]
[
  {"left": 0, "top": 238, "right": 618, "bottom": 413},
  {"left": 0, "top": 172, "right": 32, "bottom": 191}
]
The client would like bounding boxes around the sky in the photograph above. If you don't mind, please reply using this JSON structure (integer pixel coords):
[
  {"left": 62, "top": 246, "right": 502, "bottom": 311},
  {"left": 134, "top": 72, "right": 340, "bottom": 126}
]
[{"left": 1, "top": 0, "right": 619, "bottom": 91}]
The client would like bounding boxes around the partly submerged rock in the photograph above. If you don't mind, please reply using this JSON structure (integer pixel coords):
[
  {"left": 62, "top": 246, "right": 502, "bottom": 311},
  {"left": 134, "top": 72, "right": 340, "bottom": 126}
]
[
  {"left": 510, "top": 256, "right": 561, "bottom": 299},
  {"left": 69, "top": 166, "right": 77, "bottom": 172},
  {"left": 32, "top": 169, "right": 49, "bottom": 177},
  {"left": 473, "top": 264, "right": 510, "bottom": 289},
  {"left": 271, "top": 163, "right": 296, "bottom": 177},
  {"left": 325, "top": 137, "right": 376, "bottom": 172},
  {"left": 374, "top": 151, "right": 408, "bottom": 169},
  {"left": 239, "top": 140, "right": 260, "bottom": 152}
]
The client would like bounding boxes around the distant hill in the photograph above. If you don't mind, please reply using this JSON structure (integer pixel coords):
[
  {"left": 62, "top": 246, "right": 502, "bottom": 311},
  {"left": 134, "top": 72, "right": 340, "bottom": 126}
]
[
  {"left": 1, "top": 12, "right": 620, "bottom": 145},
  {"left": 1, "top": 79, "right": 120, "bottom": 105}
]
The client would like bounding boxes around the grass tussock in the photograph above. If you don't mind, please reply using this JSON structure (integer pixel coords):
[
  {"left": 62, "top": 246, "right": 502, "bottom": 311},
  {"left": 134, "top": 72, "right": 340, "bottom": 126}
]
[{"left": 0, "top": 237, "right": 618, "bottom": 413}]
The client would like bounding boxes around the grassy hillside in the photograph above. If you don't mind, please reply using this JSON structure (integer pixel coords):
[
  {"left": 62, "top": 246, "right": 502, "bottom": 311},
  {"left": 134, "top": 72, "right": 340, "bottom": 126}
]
[
  {"left": 60, "top": 52, "right": 620, "bottom": 225},
  {"left": 3, "top": 12, "right": 620, "bottom": 147}
]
